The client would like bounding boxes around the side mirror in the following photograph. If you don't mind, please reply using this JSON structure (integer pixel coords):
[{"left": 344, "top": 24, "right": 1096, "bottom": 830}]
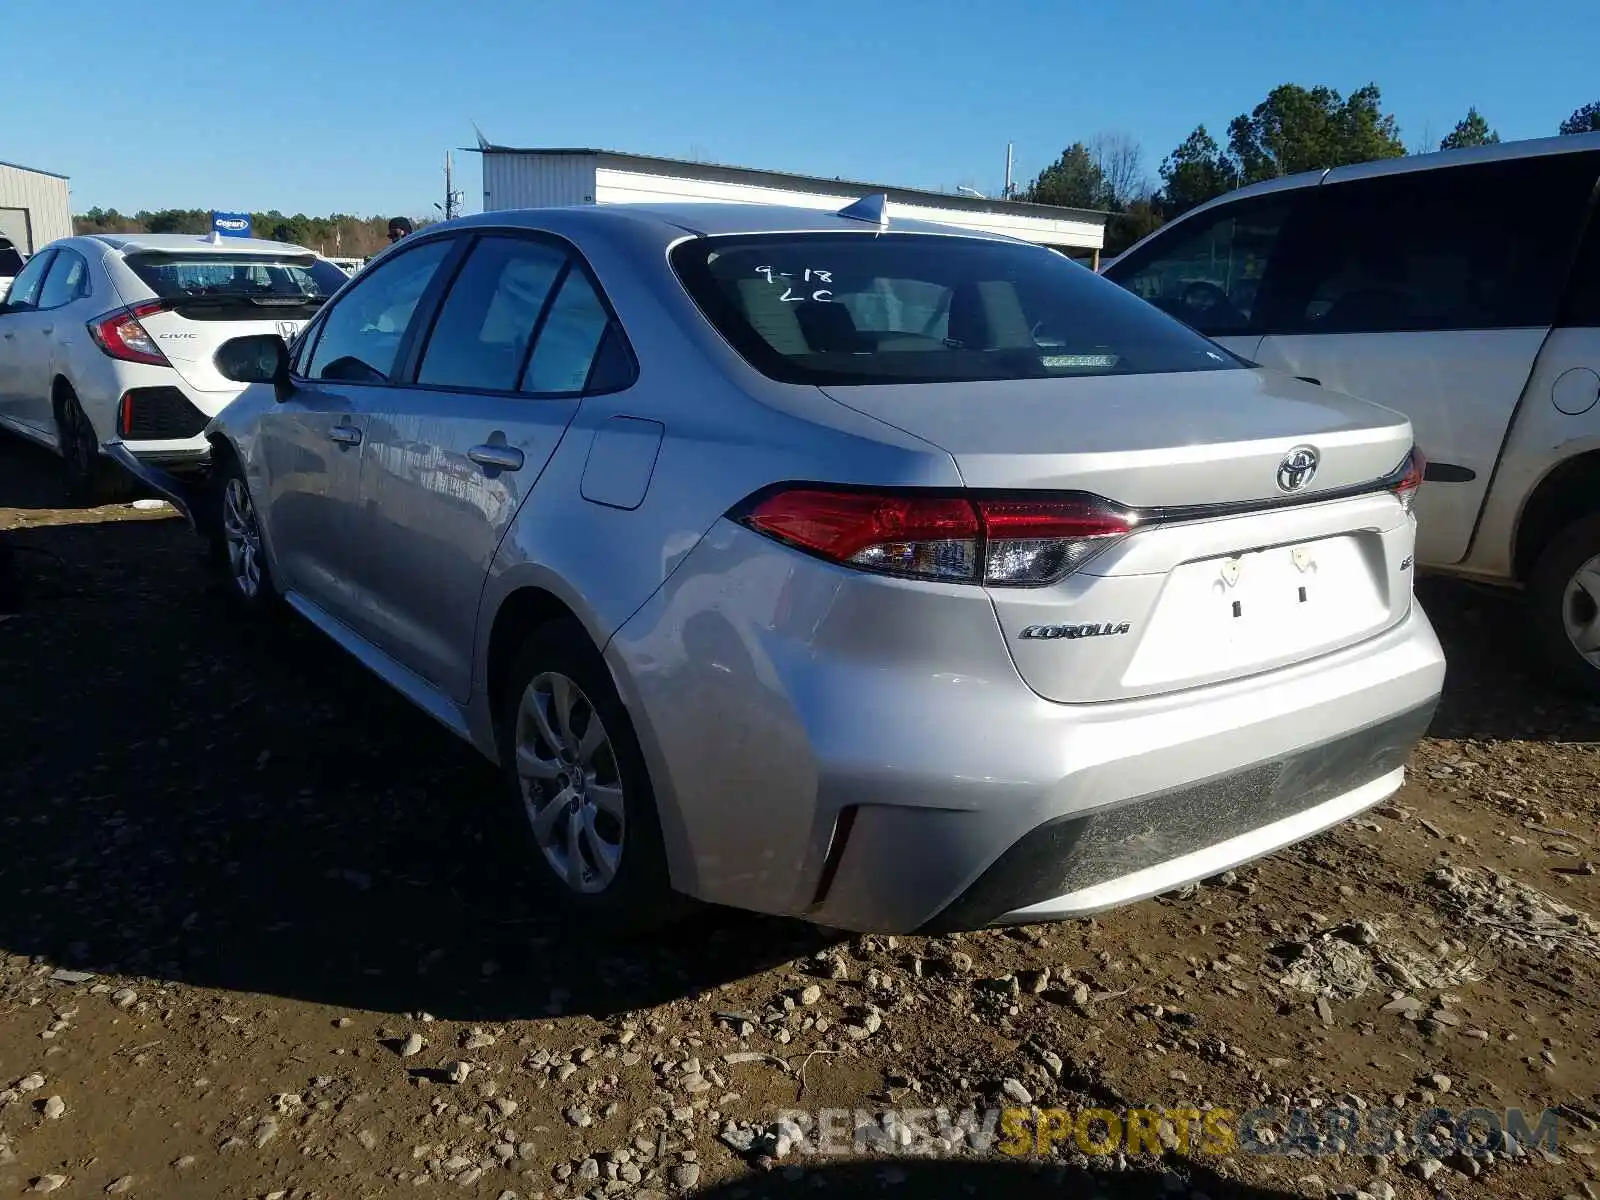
[{"left": 215, "top": 334, "right": 292, "bottom": 401}]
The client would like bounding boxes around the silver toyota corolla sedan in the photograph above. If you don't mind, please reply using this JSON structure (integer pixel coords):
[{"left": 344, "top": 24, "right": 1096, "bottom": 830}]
[{"left": 113, "top": 196, "right": 1446, "bottom": 934}]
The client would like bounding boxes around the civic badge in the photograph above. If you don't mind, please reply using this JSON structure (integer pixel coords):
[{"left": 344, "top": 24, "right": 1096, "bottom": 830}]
[{"left": 1277, "top": 445, "right": 1320, "bottom": 493}]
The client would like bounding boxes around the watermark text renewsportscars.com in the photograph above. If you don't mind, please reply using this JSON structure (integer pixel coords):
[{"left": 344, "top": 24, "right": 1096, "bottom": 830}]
[{"left": 765, "top": 1104, "right": 1560, "bottom": 1161}]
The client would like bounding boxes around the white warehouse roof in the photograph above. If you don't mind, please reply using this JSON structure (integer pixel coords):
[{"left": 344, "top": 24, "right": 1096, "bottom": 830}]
[{"left": 473, "top": 145, "right": 1109, "bottom": 254}]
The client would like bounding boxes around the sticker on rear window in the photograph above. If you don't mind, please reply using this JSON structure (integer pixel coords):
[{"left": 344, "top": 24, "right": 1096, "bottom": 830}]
[{"left": 754, "top": 265, "right": 834, "bottom": 303}]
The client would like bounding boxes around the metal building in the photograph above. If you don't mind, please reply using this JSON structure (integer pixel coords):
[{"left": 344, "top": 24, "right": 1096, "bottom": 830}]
[
  {"left": 0, "top": 161, "right": 72, "bottom": 256},
  {"left": 474, "top": 145, "right": 1110, "bottom": 265}
]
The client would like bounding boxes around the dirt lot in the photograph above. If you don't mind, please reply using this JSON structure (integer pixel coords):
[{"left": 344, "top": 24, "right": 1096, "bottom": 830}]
[{"left": 2, "top": 434, "right": 1598, "bottom": 1200}]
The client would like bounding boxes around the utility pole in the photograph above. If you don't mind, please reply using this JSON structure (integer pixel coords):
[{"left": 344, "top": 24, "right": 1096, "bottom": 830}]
[
  {"left": 441, "top": 150, "right": 464, "bottom": 221},
  {"left": 1003, "top": 142, "right": 1014, "bottom": 199}
]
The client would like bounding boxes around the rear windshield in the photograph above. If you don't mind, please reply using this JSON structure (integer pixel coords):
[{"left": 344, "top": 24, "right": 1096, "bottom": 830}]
[
  {"left": 125, "top": 253, "right": 348, "bottom": 302},
  {"left": 670, "top": 232, "right": 1242, "bottom": 385}
]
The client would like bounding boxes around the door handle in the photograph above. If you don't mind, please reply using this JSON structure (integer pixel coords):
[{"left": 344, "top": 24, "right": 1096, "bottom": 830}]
[
  {"left": 328, "top": 425, "right": 363, "bottom": 446},
  {"left": 467, "top": 444, "right": 524, "bottom": 471},
  {"left": 39, "top": 325, "right": 53, "bottom": 335}
]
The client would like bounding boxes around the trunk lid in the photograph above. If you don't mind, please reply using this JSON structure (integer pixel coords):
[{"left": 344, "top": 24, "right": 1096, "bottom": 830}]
[
  {"left": 819, "top": 368, "right": 1411, "bottom": 505},
  {"left": 136, "top": 301, "right": 316, "bottom": 393},
  {"left": 821, "top": 368, "right": 1419, "bottom": 704}
]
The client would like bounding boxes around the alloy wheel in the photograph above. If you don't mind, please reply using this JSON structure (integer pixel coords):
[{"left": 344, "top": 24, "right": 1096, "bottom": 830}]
[
  {"left": 513, "top": 671, "right": 626, "bottom": 894},
  {"left": 221, "top": 477, "right": 264, "bottom": 599},
  {"left": 1561, "top": 552, "right": 1600, "bottom": 669}
]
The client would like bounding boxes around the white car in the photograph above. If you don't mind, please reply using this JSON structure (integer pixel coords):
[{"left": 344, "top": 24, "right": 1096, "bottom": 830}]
[
  {"left": 0, "top": 232, "right": 348, "bottom": 501},
  {"left": 1104, "top": 132, "right": 1600, "bottom": 693}
]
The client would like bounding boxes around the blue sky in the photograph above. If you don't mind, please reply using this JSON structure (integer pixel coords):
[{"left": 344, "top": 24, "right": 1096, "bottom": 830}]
[{"left": 7, "top": 0, "right": 1595, "bottom": 218}]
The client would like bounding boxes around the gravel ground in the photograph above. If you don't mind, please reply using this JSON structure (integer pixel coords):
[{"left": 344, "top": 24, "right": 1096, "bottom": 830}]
[{"left": 2, "top": 434, "right": 1598, "bottom": 1200}]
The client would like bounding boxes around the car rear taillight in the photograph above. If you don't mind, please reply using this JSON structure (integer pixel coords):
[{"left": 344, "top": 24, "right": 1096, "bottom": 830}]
[
  {"left": 1393, "top": 448, "right": 1426, "bottom": 514},
  {"left": 737, "top": 487, "right": 1135, "bottom": 587},
  {"left": 87, "top": 300, "right": 170, "bottom": 366}
]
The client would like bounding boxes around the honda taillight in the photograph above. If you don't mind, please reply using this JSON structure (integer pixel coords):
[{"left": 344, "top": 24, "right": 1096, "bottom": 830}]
[
  {"left": 1393, "top": 448, "right": 1426, "bottom": 514},
  {"left": 87, "top": 300, "right": 169, "bottom": 366},
  {"left": 737, "top": 487, "right": 1134, "bottom": 587}
]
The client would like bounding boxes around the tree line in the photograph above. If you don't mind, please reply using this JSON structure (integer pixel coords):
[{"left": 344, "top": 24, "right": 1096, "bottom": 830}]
[
  {"left": 1024, "top": 92, "right": 1600, "bottom": 255},
  {"left": 71, "top": 209, "right": 431, "bottom": 257}
]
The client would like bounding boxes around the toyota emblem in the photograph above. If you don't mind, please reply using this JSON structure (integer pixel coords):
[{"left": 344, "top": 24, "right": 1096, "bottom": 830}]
[{"left": 1276, "top": 445, "right": 1320, "bottom": 493}]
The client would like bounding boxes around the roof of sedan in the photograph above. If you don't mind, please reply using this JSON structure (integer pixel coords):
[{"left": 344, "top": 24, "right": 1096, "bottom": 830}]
[
  {"left": 84, "top": 233, "right": 318, "bottom": 256},
  {"left": 451, "top": 201, "right": 1027, "bottom": 244}
]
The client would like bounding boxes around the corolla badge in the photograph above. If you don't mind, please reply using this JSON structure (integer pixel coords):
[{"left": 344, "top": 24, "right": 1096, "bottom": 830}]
[
  {"left": 1276, "top": 445, "right": 1320, "bottom": 493},
  {"left": 1019, "top": 622, "right": 1132, "bottom": 641}
]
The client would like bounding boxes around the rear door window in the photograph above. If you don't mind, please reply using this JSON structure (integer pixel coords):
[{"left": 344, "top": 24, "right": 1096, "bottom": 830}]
[
  {"left": 1268, "top": 152, "right": 1600, "bottom": 334},
  {"left": 1106, "top": 194, "right": 1299, "bottom": 337},
  {"left": 520, "top": 268, "right": 618, "bottom": 394},
  {"left": 672, "top": 232, "right": 1240, "bottom": 386},
  {"left": 37, "top": 250, "right": 89, "bottom": 309},
  {"left": 416, "top": 236, "right": 566, "bottom": 392},
  {"left": 2, "top": 250, "right": 55, "bottom": 309}
]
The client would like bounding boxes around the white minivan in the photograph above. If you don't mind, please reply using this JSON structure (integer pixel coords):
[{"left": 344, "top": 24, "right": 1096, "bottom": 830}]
[{"left": 1104, "top": 133, "right": 1600, "bottom": 694}]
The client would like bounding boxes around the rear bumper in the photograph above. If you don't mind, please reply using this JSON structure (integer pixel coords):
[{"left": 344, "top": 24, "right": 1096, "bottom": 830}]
[
  {"left": 103, "top": 441, "right": 209, "bottom": 528},
  {"left": 919, "top": 700, "right": 1432, "bottom": 931},
  {"left": 609, "top": 521, "right": 1448, "bottom": 934}
]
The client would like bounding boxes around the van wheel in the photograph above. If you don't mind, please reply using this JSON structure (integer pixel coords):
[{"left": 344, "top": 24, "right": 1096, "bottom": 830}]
[
  {"left": 496, "top": 619, "right": 683, "bottom": 934},
  {"left": 1528, "top": 515, "right": 1600, "bottom": 699},
  {"left": 55, "top": 386, "right": 136, "bottom": 505}
]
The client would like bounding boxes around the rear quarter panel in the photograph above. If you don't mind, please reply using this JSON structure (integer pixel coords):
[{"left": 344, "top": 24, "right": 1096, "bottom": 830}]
[{"left": 1457, "top": 326, "right": 1600, "bottom": 579}]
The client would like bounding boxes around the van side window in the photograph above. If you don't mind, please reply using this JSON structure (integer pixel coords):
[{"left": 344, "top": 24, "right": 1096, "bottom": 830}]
[
  {"left": 1270, "top": 154, "right": 1600, "bottom": 334},
  {"left": 1559, "top": 201, "right": 1600, "bottom": 329},
  {"left": 1108, "top": 195, "right": 1296, "bottom": 338}
]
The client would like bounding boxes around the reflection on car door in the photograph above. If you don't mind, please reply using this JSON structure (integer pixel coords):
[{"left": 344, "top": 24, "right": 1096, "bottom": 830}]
[
  {"left": 0, "top": 249, "right": 56, "bottom": 436},
  {"left": 349, "top": 233, "right": 632, "bottom": 701},
  {"left": 256, "top": 237, "right": 456, "bottom": 624},
  {"left": 1249, "top": 153, "right": 1600, "bottom": 566}
]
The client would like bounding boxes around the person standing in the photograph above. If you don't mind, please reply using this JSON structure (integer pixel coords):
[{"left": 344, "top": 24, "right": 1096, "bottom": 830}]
[{"left": 386, "top": 217, "right": 414, "bottom": 245}]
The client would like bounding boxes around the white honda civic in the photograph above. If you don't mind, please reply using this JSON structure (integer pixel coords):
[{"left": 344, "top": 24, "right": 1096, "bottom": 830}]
[{"left": 0, "top": 232, "right": 347, "bottom": 502}]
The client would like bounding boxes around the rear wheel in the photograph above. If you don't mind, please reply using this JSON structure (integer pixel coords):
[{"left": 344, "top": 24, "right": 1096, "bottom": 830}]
[
  {"left": 55, "top": 386, "right": 136, "bottom": 505},
  {"left": 1528, "top": 514, "right": 1600, "bottom": 699},
  {"left": 497, "top": 620, "right": 682, "bottom": 933}
]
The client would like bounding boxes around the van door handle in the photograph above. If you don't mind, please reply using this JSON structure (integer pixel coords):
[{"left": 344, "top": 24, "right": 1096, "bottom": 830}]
[
  {"left": 467, "top": 444, "right": 524, "bottom": 471},
  {"left": 328, "top": 424, "right": 363, "bottom": 446}
]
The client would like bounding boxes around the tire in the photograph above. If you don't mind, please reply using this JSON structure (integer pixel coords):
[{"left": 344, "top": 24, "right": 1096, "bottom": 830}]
[
  {"left": 1527, "top": 514, "right": 1600, "bottom": 699},
  {"left": 496, "top": 619, "right": 683, "bottom": 934},
  {"left": 209, "top": 452, "right": 279, "bottom": 617},
  {"left": 55, "top": 386, "right": 137, "bottom": 506}
]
